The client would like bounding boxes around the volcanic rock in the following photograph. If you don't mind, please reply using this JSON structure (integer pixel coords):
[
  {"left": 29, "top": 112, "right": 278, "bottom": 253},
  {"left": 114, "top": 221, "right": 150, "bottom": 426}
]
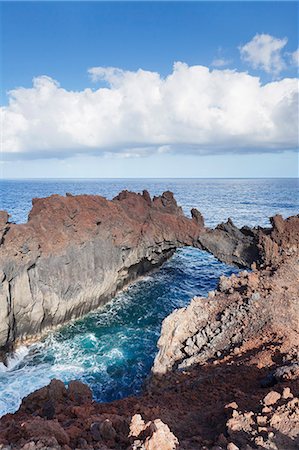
[
  {"left": 263, "top": 391, "right": 281, "bottom": 406},
  {"left": 0, "top": 195, "right": 298, "bottom": 450},
  {"left": 129, "top": 415, "right": 179, "bottom": 450}
]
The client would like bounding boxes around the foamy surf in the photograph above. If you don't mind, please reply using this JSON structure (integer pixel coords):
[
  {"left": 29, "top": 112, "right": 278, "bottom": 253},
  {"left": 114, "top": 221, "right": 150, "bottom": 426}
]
[{"left": 0, "top": 345, "right": 30, "bottom": 373}]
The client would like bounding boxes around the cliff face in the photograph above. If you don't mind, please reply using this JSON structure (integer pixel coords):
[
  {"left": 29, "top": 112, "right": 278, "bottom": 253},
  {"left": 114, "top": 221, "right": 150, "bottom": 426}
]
[{"left": 0, "top": 190, "right": 203, "bottom": 354}]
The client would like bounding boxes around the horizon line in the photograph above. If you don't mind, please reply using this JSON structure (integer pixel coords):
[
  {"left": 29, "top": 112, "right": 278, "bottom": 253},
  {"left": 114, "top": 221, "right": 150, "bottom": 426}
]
[{"left": 1, "top": 177, "right": 298, "bottom": 181}]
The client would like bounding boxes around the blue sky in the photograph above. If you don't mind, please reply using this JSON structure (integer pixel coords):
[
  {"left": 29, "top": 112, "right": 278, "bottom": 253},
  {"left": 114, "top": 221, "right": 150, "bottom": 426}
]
[{"left": 1, "top": 1, "right": 298, "bottom": 178}]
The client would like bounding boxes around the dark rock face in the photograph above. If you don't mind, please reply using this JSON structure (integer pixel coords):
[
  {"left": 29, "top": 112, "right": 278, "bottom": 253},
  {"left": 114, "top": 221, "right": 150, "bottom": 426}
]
[{"left": 197, "top": 218, "right": 260, "bottom": 268}]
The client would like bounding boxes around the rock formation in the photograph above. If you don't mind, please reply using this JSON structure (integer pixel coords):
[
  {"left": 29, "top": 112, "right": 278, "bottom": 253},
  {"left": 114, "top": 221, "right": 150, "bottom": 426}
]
[
  {"left": 153, "top": 214, "right": 299, "bottom": 375},
  {"left": 0, "top": 189, "right": 277, "bottom": 358},
  {"left": 0, "top": 190, "right": 204, "bottom": 356},
  {"left": 0, "top": 207, "right": 298, "bottom": 448}
]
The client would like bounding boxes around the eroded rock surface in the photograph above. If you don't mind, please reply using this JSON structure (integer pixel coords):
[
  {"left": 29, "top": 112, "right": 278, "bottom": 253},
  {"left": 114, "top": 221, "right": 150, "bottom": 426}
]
[{"left": 226, "top": 389, "right": 299, "bottom": 449}]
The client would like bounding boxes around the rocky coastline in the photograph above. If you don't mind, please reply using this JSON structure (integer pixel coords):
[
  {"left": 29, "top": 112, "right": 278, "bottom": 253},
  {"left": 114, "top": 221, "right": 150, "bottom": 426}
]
[
  {"left": 0, "top": 190, "right": 264, "bottom": 359},
  {"left": 0, "top": 192, "right": 298, "bottom": 449}
]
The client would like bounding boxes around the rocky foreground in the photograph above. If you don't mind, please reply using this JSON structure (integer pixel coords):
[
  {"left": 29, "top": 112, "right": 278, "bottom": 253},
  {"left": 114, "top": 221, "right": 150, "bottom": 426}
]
[{"left": 0, "top": 193, "right": 298, "bottom": 449}]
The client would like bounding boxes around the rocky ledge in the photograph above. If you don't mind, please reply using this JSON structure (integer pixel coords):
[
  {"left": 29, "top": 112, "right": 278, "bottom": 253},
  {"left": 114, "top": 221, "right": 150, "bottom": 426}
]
[{"left": 0, "top": 198, "right": 298, "bottom": 449}]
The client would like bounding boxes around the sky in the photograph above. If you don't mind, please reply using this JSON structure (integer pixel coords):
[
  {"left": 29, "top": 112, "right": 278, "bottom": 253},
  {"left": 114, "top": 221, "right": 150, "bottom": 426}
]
[{"left": 0, "top": 1, "right": 298, "bottom": 178}]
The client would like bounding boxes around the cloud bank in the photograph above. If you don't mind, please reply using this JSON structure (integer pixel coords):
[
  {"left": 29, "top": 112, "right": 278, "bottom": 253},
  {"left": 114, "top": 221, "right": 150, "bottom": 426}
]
[{"left": 2, "top": 62, "right": 298, "bottom": 160}]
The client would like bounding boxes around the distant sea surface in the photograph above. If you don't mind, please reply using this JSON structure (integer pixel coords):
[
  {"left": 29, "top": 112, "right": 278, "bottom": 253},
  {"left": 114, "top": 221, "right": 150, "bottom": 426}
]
[{"left": 0, "top": 178, "right": 298, "bottom": 417}]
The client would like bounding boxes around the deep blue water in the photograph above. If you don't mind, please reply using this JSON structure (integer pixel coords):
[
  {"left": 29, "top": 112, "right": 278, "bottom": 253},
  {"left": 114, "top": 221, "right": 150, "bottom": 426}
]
[{"left": 0, "top": 178, "right": 298, "bottom": 416}]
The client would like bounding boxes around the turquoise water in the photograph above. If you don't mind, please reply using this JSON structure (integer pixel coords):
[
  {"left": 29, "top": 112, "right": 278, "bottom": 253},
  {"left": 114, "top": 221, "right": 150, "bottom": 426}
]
[{"left": 0, "top": 178, "right": 298, "bottom": 416}]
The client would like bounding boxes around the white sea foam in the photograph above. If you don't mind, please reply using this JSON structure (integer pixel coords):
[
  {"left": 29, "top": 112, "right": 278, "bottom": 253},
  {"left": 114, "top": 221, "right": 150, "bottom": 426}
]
[
  {"left": 0, "top": 363, "right": 54, "bottom": 416},
  {"left": 0, "top": 345, "right": 29, "bottom": 373},
  {"left": 106, "top": 348, "right": 124, "bottom": 359}
]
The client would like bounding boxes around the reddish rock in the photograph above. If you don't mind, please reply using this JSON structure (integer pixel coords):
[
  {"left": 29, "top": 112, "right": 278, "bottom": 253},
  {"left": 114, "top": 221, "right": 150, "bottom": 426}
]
[
  {"left": 67, "top": 380, "right": 92, "bottom": 405},
  {"left": 1, "top": 190, "right": 296, "bottom": 356},
  {"left": 99, "top": 419, "right": 116, "bottom": 442},
  {"left": 0, "top": 191, "right": 205, "bottom": 353},
  {"left": 0, "top": 205, "right": 298, "bottom": 450},
  {"left": 22, "top": 419, "right": 70, "bottom": 445}
]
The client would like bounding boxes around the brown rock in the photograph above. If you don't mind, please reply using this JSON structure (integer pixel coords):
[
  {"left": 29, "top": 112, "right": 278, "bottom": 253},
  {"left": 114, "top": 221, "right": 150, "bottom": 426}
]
[
  {"left": 67, "top": 380, "right": 92, "bottom": 405},
  {"left": 90, "top": 422, "right": 102, "bottom": 442},
  {"left": 191, "top": 208, "right": 205, "bottom": 228},
  {"left": 0, "top": 191, "right": 205, "bottom": 353},
  {"left": 21, "top": 379, "right": 67, "bottom": 414},
  {"left": 23, "top": 419, "right": 70, "bottom": 445},
  {"left": 256, "top": 416, "right": 267, "bottom": 426},
  {"left": 99, "top": 419, "right": 116, "bottom": 442},
  {"left": 0, "top": 207, "right": 299, "bottom": 450}
]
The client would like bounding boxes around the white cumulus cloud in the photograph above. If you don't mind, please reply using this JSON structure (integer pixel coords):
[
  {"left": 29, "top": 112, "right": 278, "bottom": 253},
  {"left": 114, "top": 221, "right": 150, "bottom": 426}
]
[
  {"left": 240, "top": 33, "right": 288, "bottom": 76},
  {"left": 1, "top": 62, "right": 298, "bottom": 159}
]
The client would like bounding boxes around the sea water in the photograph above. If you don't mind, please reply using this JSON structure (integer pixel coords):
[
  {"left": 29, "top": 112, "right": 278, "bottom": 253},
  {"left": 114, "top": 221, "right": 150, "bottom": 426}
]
[{"left": 0, "top": 178, "right": 298, "bottom": 416}]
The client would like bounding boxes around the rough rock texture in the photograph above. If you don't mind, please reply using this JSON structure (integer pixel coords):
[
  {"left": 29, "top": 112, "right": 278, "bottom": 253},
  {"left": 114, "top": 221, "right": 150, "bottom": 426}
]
[
  {"left": 0, "top": 190, "right": 205, "bottom": 355},
  {"left": 0, "top": 196, "right": 298, "bottom": 449},
  {"left": 129, "top": 414, "right": 179, "bottom": 449},
  {"left": 197, "top": 218, "right": 261, "bottom": 268},
  {"left": 226, "top": 389, "right": 299, "bottom": 449},
  {"left": 0, "top": 349, "right": 298, "bottom": 449}
]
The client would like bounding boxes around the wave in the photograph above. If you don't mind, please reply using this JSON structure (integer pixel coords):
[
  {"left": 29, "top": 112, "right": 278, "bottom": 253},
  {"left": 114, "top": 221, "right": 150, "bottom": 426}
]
[{"left": 0, "top": 346, "right": 29, "bottom": 373}]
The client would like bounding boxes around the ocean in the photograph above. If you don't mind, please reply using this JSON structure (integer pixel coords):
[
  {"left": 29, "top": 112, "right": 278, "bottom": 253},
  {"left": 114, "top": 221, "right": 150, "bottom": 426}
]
[{"left": 0, "top": 178, "right": 298, "bottom": 417}]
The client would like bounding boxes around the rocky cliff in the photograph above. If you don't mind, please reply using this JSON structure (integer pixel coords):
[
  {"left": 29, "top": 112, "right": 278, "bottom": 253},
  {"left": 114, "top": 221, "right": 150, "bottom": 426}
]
[
  {"left": 0, "top": 190, "right": 204, "bottom": 356},
  {"left": 0, "top": 189, "right": 295, "bottom": 359},
  {"left": 0, "top": 216, "right": 299, "bottom": 450},
  {"left": 0, "top": 208, "right": 298, "bottom": 449}
]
